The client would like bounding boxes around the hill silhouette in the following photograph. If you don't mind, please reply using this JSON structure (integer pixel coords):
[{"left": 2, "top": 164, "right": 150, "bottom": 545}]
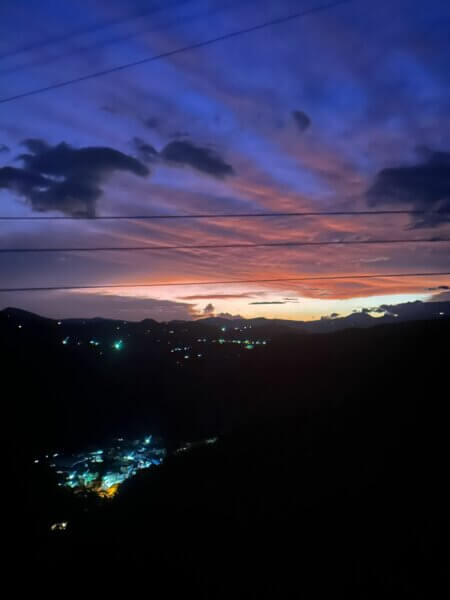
[{"left": 3, "top": 308, "right": 449, "bottom": 592}]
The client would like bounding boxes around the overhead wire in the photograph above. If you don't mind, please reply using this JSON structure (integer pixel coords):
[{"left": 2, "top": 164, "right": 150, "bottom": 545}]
[
  {"left": 1, "top": 271, "right": 449, "bottom": 293},
  {"left": 0, "top": 237, "right": 448, "bottom": 254},
  {"left": 0, "top": 0, "right": 355, "bottom": 104},
  {"left": 0, "top": 209, "right": 446, "bottom": 221}
]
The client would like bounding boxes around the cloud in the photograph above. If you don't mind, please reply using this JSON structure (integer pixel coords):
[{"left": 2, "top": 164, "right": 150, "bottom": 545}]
[
  {"left": 357, "top": 256, "right": 390, "bottom": 264},
  {"left": 0, "top": 144, "right": 9, "bottom": 153},
  {"left": 179, "top": 292, "right": 255, "bottom": 300},
  {"left": 430, "top": 291, "right": 450, "bottom": 302},
  {"left": 161, "top": 140, "right": 234, "bottom": 178},
  {"left": 292, "top": 110, "right": 311, "bottom": 133},
  {"left": 362, "top": 300, "right": 425, "bottom": 318},
  {"left": 427, "top": 285, "right": 450, "bottom": 291},
  {"left": 321, "top": 312, "right": 340, "bottom": 320},
  {"left": 133, "top": 137, "right": 158, "bottom": 163},
  {"left": 203, "top": 303, "right": 215, "bottom": 315},
  {"left": 0, "top": 291, "right": 198, "bottom": 321},
  {"left": 0, "top": 139, "right": 149, "bottom": 216},
  {"left": 143, "top": 117, "right": 160, "bottom": 130},
  {"left": 216, "top": 313, "right": 244, "bottom": 320},
  {"left": 367, "top": 149, "right": 450, "bottom": 227},
  {"left": 0, "top": 166, "right": 48, "bottom": 194},
  {"left": 249, "top": 301, "right": 288, "bottom": 305}
]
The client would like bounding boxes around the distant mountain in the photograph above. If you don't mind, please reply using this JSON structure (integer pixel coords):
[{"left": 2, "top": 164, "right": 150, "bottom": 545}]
[
  {"left": 0, "top": 306, "right": 52, "bottom": 322},
  {"left": 1, "top": 300, "right": 449, "bottom": 335},
  {"left": 196, "top": 301, "right": 449, "bottom": 333}
]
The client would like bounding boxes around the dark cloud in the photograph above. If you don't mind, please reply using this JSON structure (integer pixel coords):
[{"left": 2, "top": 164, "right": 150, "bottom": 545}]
[
  {"left": 133, "top": 137, "right": 158, "bottom": 163},
  {"left": 427, "top": 285, "right": 450, "bottom": 291},
  {"left": 216, "top": 312, "right": 244, "bottom": 320},
  {"left": 321, "top": 312, "right": 340, "bottom": 320},
  {"left": 0, "top": 144, "right": 9, "bottom": 153},
  {"left": 0, "top": 166, "right": 47, "bottom": 194},
  {"left": 143, "top": 117, "right": 160, "bottom": 130},
  {"left": 0, "top": 139, "right": 149, "bottom": 216},
  {"left": 161, "top": 140, "right": 234, "bottom": 178},
  {"left": 292, "top": 110, "right": 311, "bottom": 133},
  {"left": 362, "top": 301, "right": 425, "bottom": 318},
  {"left": 357, "top": 299, "right": 450, "bottom": 319},
  {"left": 203, "top": 303, "right": 215, "bottom": 315},
  {"left": 367, "top": 149, "right": 450, "bottom": 227}
]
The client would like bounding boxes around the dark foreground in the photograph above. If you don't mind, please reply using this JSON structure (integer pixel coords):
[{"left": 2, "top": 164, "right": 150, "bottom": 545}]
[{"left": 5, "top": 314, "right": 449, "bottom": 595}]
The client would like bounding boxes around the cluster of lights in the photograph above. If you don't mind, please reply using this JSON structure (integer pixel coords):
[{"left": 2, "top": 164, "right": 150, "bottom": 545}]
[
  {"left": 40, "top": 435, "right": 166, "bottom": 499},
  {"left": 213, "top": 339, "right": 267, "bottom": 349},
  {"left": 175, "top": 437, "right": 218, "bottom": 454},
  {"left": 61, "top": 337, "right": 123, "bottom": 352},
  {"left": 171, "top": 338, "right": 268, "bottom": 356},
  {"left": 37, "top": 434, "right": 220, "bottom": 501},
  {"left": 50, "top": 521, "right": 68, "bottom": 532}
]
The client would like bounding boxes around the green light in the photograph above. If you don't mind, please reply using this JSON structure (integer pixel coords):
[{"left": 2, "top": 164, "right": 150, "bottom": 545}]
[
  {"left": 245, "top": 344, "right": 254, "bottom": 350},
  {"left": 113, "top": 340, "right": 123, "bottom": 350}
]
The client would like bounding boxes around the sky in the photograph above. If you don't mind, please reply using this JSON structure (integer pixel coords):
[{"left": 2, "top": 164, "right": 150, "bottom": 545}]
[{"left": 0, "top": 0, "right": 449, "bottom": 321}]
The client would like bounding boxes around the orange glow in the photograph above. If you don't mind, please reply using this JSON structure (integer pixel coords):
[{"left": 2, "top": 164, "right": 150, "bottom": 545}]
[{"left": 97, "top": 483, "right": 120, "bottom": 499}]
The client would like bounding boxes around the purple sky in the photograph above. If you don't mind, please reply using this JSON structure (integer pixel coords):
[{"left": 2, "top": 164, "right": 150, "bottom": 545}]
[{"left": 0, "top": 0, "right": 449, "bottom": 320}]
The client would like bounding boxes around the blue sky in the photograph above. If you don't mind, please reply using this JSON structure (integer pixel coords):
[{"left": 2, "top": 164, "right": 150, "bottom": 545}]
[{"left": 0, "top": 0, "right": 449, "bottom": 320}]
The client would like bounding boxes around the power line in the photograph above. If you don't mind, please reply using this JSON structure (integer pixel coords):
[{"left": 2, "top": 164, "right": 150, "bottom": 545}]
[
  {"left": 1, "top": 271, "right": 449, "bottom": 293},
  {"left": 0, "top": 238, "right": 448, "bottom": 254},
  {"left": 0, "top": 0, "right": 354, "bottom": 105},
  {"left": 0, "top": 0, "right": 195, "bottom": 62},
  {"left": 0, "top": 209, "right": 446, "bottom": 221},
  {"left": 0, "top": 0, "right": 257, "bottom": 78}
]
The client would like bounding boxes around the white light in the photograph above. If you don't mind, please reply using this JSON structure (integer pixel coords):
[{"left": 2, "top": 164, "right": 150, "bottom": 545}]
[{"left": 51, "top": 521, "right": 68, "bottom": 532}]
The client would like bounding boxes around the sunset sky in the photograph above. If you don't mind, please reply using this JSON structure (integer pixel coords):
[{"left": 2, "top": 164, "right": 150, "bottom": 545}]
[{"left": 0, "top": 0, "right": 449, "bottom": 320}]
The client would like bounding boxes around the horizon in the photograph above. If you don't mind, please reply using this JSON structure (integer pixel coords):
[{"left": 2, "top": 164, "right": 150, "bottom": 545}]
[{"left": 3, "top": 292, "right": 449, "bottom": 324}]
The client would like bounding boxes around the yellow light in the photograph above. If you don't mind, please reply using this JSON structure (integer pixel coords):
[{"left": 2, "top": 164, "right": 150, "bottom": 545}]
[{"left": 98, "top": 483, "right": 120, "bottom": 499}]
